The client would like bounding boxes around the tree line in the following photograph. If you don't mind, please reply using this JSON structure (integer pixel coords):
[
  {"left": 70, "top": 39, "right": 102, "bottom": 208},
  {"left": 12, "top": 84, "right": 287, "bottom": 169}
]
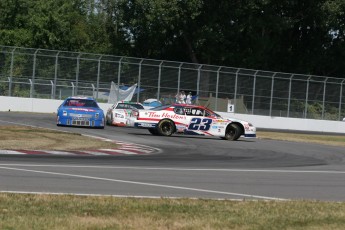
[{"left": 1, "top": 0, "right": 345, "bottom": 78}]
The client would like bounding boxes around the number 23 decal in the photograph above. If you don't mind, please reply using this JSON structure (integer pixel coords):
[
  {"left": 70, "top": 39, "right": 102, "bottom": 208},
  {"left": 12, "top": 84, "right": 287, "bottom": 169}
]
[{"left": 188, "top": 118, "right": 212, "bottom": 131}]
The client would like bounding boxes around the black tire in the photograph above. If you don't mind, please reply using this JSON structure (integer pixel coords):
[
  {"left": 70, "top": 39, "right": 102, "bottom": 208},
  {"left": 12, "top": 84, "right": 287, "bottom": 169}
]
[
  {"left": 106, "top": 114, "right": 112, "bottom": 126},
  {"left": 223, "top": 123, "right": 242, "bottom": 141},
  {"left": 157, "top": 119, "right": 175, "bottom": 136},
  {"left": 148, "top": 128, "right": 159, "bottom": 135}
]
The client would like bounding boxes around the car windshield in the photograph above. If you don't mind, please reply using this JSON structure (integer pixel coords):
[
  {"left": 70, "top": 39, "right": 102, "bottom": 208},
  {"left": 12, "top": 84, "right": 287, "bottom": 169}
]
[
  {"left": 116, "top": 103, "right": 144, "bottom": 109},
  {"left": 64, "top": 99, "right": 99, "bottom": 108},
  {"left": 129, "top": 104, "right": 144, "bottom": 109}
]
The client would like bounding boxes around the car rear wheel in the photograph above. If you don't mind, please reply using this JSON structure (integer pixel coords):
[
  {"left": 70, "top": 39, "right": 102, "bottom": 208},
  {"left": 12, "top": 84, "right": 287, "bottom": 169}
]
[
  {"left": 101, "top": 117, "right": 105, "bottom": 129},
  {"left": 223, "top": 123, "right": 242, "bottom": 141},
  {"left": 106, "top": 114, "right": 113, "bottom": 126},
  {"left": 157, "top": 119, "right": 175, "bottom": 136}
]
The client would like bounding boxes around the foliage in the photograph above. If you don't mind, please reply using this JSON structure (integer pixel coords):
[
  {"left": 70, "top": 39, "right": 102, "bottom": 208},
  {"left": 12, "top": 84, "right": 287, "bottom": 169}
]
[{"left": 1, "top": 0, "right": 345, "bottom": 78}]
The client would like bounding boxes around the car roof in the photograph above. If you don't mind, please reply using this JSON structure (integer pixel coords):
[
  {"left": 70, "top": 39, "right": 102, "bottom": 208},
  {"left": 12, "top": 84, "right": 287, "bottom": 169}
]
[
  {"left": 117, "top": 100, "right": 142, "bottom": 104},
  {"left": 66, "top": 96, "right": 95, "bottom": 100},
  {"left": 172, "top": 103, "right": 210, "bottom": 110},
  {"left": 143, "top": 98, "right": 159, "bottom": 103},
  {"left": 151, "top": 104, "right": 214, "bottom": 112}
]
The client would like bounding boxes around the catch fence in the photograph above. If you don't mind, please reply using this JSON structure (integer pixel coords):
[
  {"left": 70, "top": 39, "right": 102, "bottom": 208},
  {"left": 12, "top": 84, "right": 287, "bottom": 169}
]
[{"left": 0, "top": 45, "right": 344, "bottom": 121}]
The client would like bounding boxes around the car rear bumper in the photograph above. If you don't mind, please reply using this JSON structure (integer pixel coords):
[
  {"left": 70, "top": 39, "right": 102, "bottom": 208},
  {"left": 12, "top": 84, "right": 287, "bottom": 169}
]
[{"left": 57, "top": 116, "right": 104, "bottom": 127}]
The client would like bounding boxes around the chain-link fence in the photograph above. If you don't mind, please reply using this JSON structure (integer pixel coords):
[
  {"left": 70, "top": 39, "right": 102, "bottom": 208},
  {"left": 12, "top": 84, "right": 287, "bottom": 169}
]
[{"left": 1, "top": 45, "right": 344, "bottom": 121}]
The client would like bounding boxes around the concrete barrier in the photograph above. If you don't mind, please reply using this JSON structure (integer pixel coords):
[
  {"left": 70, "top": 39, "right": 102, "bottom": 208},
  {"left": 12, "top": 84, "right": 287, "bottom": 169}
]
[
  {"left": 1, "top": 96, "right": 344, "bottom": 134},
  {"left": 0, "top": 96, "right": 112, "bottom": 114},
  {"left": 217, "top": 112, "right": 345, "bottom": 134}
]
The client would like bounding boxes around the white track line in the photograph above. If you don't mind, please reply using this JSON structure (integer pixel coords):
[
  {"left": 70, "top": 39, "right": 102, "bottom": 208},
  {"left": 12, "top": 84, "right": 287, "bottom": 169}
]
[
  {"left": 0, "top": 166, "right": 287, "bottom": 201},
  {"left": 0, "top": 150, "right": 26, "bottom": 155},
  {"left": 98, "top": 149, "right": 138, "bottom": 155},
  {"left": 0, "top": 164, "right": 344, "bottom": 174}
]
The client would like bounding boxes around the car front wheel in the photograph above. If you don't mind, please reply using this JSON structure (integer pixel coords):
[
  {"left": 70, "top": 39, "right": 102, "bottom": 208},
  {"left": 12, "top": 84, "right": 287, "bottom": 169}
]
[{"left": 223, "top": 123, "right": 242, "bottom": 141}]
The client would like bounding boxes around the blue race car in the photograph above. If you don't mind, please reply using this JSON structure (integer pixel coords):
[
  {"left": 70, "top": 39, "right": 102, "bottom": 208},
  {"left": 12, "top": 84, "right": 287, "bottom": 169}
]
[{"left": 56, "top": 97, "right": 105, "bottom": 128}]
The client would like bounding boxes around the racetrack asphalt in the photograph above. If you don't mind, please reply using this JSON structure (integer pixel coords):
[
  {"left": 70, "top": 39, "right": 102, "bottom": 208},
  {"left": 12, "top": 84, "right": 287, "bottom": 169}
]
[{"left": 0, "top": 111, "right": 345, "bottom": 201}]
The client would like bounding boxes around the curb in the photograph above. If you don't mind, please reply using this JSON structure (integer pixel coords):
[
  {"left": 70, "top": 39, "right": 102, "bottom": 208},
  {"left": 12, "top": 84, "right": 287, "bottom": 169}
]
[
  {"left": 0, "top": 142, "right": 160, "bottom": 156},
  {"left": 0, "top": 122, "right": 162, "bottom": 156}
]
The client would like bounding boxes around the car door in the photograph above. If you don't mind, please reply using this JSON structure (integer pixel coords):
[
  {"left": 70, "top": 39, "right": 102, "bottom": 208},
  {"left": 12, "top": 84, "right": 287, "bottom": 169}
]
[
  {"left": 172, "top": 106, "right": 188, "bottom": 132},
  {"left": 185, "top": 107, "right": 213, "bottom": 134}
]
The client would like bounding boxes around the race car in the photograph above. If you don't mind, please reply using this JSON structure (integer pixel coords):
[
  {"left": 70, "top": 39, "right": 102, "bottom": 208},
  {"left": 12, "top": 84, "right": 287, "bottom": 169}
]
[
  {"left": 56, "top": 97, "right": 105, "bottom": 128},
  {"left": 106, "top": 101, "right": 145, "bottom": 126},
  {"left": 132, "top": 104, "right": 256, "bottom": 140}
]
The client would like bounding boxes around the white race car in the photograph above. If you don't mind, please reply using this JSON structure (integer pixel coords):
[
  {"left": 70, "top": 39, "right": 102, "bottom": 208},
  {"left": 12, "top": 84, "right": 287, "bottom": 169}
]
[
  {"left": 133, "top": 104, "right": 256, "bottom": 140},
  {"left": 106, "top": 101, "right": 144, "bottom": 126}
]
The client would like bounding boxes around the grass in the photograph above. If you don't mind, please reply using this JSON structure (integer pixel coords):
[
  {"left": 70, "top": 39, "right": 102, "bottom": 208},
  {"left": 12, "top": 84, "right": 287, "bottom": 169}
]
[
  {"left": 257, "top": 131, "right": 345, "bottom": 147},
  {"left": 0, "top": 125, "right": 344, "bottom": 151},
  {"left": 0, "top": 126, "right": 118, "bottom": 150},
  {"left": 1, "top": 194, "right": 345, "bottom": 230}
]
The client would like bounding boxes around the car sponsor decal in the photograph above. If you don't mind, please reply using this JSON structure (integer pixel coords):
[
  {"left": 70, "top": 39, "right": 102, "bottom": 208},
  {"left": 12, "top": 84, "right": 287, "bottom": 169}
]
[
  {"left": 70, "top": 108, "right": 96, "bottom": 112},
  {"left": 187, "top": 118, "right": 212, "bottom": 131},
  {"left": 144, "top": 111, "right": 185, "bottom": 120},
  {"left": 135, "top": 122, "right": 157, "bottom": 128}
]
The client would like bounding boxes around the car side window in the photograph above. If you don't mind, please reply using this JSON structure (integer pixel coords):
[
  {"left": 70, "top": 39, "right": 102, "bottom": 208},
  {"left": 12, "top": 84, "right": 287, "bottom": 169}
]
[
  {"left": 174, "top": 107, "right": 185, "bottom": 115},
  {"left": 205, "top": 110, "right": 212, "bottom": 117},
  {"left": 185, "top": 108, "right": 204, "bottom": 116},
  {"left": 184, "top": 108, "right": 191, "bottom": 115},
  {"left": 196, "top": 109, "right": 204, "bottom": 116},
  {"left": 116, "top": 103, "right": 125, "bottom": 109}
]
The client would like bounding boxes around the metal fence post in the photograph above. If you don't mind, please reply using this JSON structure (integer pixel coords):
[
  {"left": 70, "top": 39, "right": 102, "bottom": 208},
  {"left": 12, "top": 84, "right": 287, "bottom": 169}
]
[
  {"left": 234, "top": 68, "right": 240, "bottom": 110},
  {"left": 137, "top": 59, "right": 144, "bottom": 103},
  {"left": 71, "top": 82, "right": 75, "bottom": 96},
  {"left": 31, "top": 49, "right": 39, "bottom": 98},
  {"left": 50, "top": 80, "right": 54, "bottom": 99},
  {"left": 116, "top": 57, "right": 123, "bottom": 102},
  {"left": 287, "top": 74, "right": 294, "bottom": 117},
  {"left": 53, "top": 51, "right": 60, "bottom": 99},
  {"left": 251, "top": 70, "right": 258, "bottom": 114},
  {"left": 339, "top": 79, "right": 345, "bottom": 121},
  {"left": 305, "top": 76, "right": 311, "bottom": 118},
  {"left": 215, "top": 67, "right": 222, "bottom": 111},
  {"left": 269, "top": 73, "right": 277, "bottom": 116},
  {"left": 29, "top": 79, "right": 33, "bottom": 97},
  {"left": 157, "top": 61, "right": 163, "bottom": 100},
  {"left": 177, "top": 63, "right": 183, "bottom": 95},
  {"left": 7, "top": 77, "right": 11, "bottom": 96},
  {"left": 96, "top": 55, "right": 103, "bottom": 100},
  {"left": 9, "top": 48, "right": 16, "bottom": 96},
  {"left": 322, "top": 78, "right": 329, "bottom": 119},
  {"left": 75, "top": 53, "right": 81, "bottom": 96},
  {"left": 196, "top": 65, "right": 202, "bottom": 97}
]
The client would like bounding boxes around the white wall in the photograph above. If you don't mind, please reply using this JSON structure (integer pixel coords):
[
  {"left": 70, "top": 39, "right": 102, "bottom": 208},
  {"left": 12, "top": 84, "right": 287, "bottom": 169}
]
[
  {"left": 0, "top": 96, "right": 113, "bottom": 114},
  {"left": 217, "top": 112, "right": 345, "bottom": 134},
  {"left": 1, "top": 96, "right": 344, "bottom": 134}
]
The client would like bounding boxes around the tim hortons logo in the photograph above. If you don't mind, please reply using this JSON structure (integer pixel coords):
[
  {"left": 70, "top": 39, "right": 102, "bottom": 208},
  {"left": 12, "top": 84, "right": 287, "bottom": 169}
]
[{"left": 147, "top": 112, "right": 184, "bottom": 119}]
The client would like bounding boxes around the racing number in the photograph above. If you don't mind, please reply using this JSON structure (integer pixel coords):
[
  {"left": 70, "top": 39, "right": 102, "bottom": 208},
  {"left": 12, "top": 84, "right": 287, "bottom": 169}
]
[{"left": 188, "top": 118, "right": 212, "bottom": 131}]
